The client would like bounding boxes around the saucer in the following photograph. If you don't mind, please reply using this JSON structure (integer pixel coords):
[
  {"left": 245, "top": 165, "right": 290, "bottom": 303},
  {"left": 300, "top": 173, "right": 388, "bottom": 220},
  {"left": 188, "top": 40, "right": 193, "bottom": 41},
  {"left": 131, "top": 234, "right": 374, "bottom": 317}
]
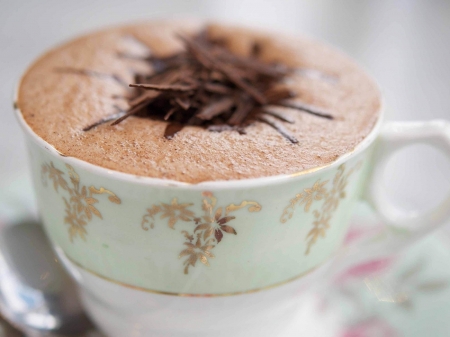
[
  {"left": 264, "top": 204, "right": 450, "bottom": 337},
  {"left": 315, "top": 207, "right": 450, "bottom": 337}
]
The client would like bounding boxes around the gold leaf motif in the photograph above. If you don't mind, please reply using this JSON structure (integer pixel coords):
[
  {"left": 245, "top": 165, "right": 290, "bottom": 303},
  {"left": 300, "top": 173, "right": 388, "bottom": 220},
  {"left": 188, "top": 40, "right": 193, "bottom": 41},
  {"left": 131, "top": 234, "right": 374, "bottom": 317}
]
[
  {"left": 281, "top": 162, "right": 362, "bottom": 255},
  {"left": 194, "top": 224, "right": 211, "bottom": 232},
  {"left": 89, "top": 205, "right": 102, "bottom": 219},
  {"left": 215, "top": 207, "right": 223, "bottom": 221},
  {"left": 41, "top": 161, "right": 121, "bottom": 242},
  {"left": 141, "top": 205, "right": 162, "bottom": 230},
  {"left": 163, "top": 199, "right": 194, "bottom": 229},
  {"left": 203, "top": 216, "right": 214, "bottom": 223},
  {"left": 301, "top": 180, "right": 328, "bottom": 212},
  {"left": 142, "top": 193, "right": 261, "bottom": 274},
  {"left": 89, "top": 186, "right": 121, "bottom": 204},
  {"left": 66, "top": 163, "right": 80, "bottom": 182},
  {"left": 280, "top": 193, "right": 306, "bottom": 223},
  {"left": 181, "top": 230, "right": 194, "bottom": 243},
  {"left": 204, "top": 227, "right": 214, "bottom": 240},
  {"left": 217, "top": 216, "right": 236, "bottom": 225},
  {"left": 225, "top": 201, "right": 262, "bottom": 214},
  {"left": 199, "top": 255, "right": 209, "bottom": 266},
  {"left": 221, "top": 225, "right": 237, "bottom": 235},
  {"left": 41, "top": 162, "right": 69, "bottom": 192},
  {"left": 179, "top": 249, "right": 192, "bottom": 258}
]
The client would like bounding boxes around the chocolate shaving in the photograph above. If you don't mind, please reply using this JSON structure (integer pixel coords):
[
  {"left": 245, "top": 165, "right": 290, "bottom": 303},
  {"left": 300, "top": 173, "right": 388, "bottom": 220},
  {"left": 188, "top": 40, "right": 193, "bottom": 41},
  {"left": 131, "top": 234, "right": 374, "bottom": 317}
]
[
  {"left": 261, "top": 108, "right": 295, "bottom": 124},
  {"left": 213, "top": 48, "right": 288, "bottom": 78},
  {"left": 164, "top": 107, "right": 177, "bottom": 120},
  {"left": 174, "top": 97, "right": 191, "bottom": 110},
  {"left": 180, "top": 35, "right": 268, "bottom": 104},
  {"left": 279, "top": 100, "right": 334, "bottom": 119},
  {"left": 228, "top": 97, "right": 254, "bottom": 126},
  {"left": 257, "top": 115, "right": 298, "bottom": 144},
  {"left": 196, "top": 97, "right": 235, "bottom": 120},
  {"left": 83, "top": 107, "right": 126, "bottom": 131},
  {"left": 204, "top": 82, "right": 232, "bottom": 95},
  {"left": 129, "top": 83, "right": 197, "bottom": 92},
  {"left": 164, "top": 123, "right": 184, "bottom": 139},
  {"left": 111, "top": 99, "right": 150, "bottom": 125},
  {"left": 264, "top": 86, "right": 295, "bottom": 103}
]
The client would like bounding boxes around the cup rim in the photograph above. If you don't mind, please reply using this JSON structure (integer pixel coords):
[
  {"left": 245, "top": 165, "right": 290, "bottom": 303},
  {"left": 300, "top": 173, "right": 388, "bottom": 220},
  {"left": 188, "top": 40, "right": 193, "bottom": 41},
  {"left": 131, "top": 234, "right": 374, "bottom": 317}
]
[{"left": 14, "top": 85, "right": 384, "bottom": 189}]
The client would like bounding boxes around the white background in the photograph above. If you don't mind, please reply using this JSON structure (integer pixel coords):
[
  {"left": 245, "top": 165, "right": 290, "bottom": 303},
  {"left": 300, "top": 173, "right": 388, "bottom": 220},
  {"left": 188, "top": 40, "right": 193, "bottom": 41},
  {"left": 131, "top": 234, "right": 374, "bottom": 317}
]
[{"left": 1, "top": 0, "right": 450, "bottom": 217}]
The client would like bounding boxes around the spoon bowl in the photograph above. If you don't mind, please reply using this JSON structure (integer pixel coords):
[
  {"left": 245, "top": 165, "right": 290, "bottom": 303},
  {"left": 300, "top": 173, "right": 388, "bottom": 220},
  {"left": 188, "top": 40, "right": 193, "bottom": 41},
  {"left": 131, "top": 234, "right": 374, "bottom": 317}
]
[{"left": 0, "top": 219, "right": 93, "bottom": 335}]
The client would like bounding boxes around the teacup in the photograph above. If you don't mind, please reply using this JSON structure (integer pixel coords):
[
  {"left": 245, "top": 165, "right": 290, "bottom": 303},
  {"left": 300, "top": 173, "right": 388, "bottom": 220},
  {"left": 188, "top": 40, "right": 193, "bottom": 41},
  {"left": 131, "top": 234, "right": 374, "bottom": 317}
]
[{"left": 15, "top": 87, "right": 450, "bottom": 335}]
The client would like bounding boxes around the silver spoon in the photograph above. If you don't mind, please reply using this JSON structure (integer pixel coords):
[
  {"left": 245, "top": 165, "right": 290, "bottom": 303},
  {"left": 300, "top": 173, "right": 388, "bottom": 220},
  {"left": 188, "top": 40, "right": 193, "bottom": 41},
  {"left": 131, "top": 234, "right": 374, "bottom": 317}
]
[{"left": 0, "top": 218, "right": 94, "bottom": 336}]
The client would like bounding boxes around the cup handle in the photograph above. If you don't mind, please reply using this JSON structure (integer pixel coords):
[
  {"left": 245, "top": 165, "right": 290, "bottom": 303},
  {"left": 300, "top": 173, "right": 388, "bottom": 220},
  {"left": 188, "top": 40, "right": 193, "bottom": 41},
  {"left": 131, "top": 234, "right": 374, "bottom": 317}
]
[
  {"left": 368, "top": 120, "right": 450, "bottom": 235},
  {"left": 330, "top": 120, "right": 450, "bottom": 273}
]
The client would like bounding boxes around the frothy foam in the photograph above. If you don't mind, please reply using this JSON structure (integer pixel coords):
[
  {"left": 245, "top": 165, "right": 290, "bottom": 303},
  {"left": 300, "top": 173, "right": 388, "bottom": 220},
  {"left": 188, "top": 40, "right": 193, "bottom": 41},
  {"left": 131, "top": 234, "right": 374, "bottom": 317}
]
[{"left": 18, "top": 21, "right": 381, "bottom": 183}]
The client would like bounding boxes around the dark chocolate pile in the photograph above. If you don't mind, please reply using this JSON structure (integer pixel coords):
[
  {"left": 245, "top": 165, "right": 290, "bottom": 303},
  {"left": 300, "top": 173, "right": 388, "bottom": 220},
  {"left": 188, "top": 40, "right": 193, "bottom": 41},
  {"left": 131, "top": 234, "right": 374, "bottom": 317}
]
[{"left": 111, "top": 33, "right": 333, "bottom": 143}]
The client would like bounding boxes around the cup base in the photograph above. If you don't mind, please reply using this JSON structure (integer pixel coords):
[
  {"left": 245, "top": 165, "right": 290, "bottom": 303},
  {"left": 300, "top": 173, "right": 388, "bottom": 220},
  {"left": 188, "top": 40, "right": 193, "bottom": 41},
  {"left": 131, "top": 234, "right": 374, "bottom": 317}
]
[
  {"left": 61, "top": 255, "right": 341, "bottom": 337},
  {"left": 80, "top": 287, "right": 340, "bottom": 337}
]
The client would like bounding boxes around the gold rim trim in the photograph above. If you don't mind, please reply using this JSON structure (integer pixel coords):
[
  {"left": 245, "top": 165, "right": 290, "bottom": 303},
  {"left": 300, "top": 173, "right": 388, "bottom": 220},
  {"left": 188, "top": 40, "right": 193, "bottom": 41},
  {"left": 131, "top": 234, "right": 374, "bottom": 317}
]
[
  {"left": 288, "top": 148, "right": 358, "bottom": 178},
  {"left": 65, "top": 254, "right": 323, "bottom": 297},
  {"left": 289, "top": 164, "right": 332, "bottom": 178}
]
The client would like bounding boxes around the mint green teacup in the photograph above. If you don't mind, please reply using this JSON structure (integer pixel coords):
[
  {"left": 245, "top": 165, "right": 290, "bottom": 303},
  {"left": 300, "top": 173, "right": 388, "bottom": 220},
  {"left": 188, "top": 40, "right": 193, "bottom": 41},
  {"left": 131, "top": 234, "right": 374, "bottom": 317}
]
[{"left": 15, "top": 95, "right": 450, "bottom": 336}]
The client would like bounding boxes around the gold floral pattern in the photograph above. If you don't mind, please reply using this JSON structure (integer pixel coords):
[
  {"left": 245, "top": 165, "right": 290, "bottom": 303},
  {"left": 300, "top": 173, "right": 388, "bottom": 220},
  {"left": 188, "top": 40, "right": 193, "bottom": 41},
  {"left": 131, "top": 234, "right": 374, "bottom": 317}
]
[
  {"left": 41, "top": 162, "right": 121, "bottom": 242},
  {"left": 141, "top": 191, "right": 261, "bottom": 274},
  {"left": 281, "top": 162, "right": 362, "bottom": 255}
]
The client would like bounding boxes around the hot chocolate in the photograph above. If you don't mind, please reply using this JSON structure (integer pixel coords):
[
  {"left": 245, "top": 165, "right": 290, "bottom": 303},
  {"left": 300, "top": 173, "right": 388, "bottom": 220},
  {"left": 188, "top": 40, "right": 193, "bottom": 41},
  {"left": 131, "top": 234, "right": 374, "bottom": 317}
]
[{"left": 17, "top": 20, "right": 381, "bottom": 183}]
